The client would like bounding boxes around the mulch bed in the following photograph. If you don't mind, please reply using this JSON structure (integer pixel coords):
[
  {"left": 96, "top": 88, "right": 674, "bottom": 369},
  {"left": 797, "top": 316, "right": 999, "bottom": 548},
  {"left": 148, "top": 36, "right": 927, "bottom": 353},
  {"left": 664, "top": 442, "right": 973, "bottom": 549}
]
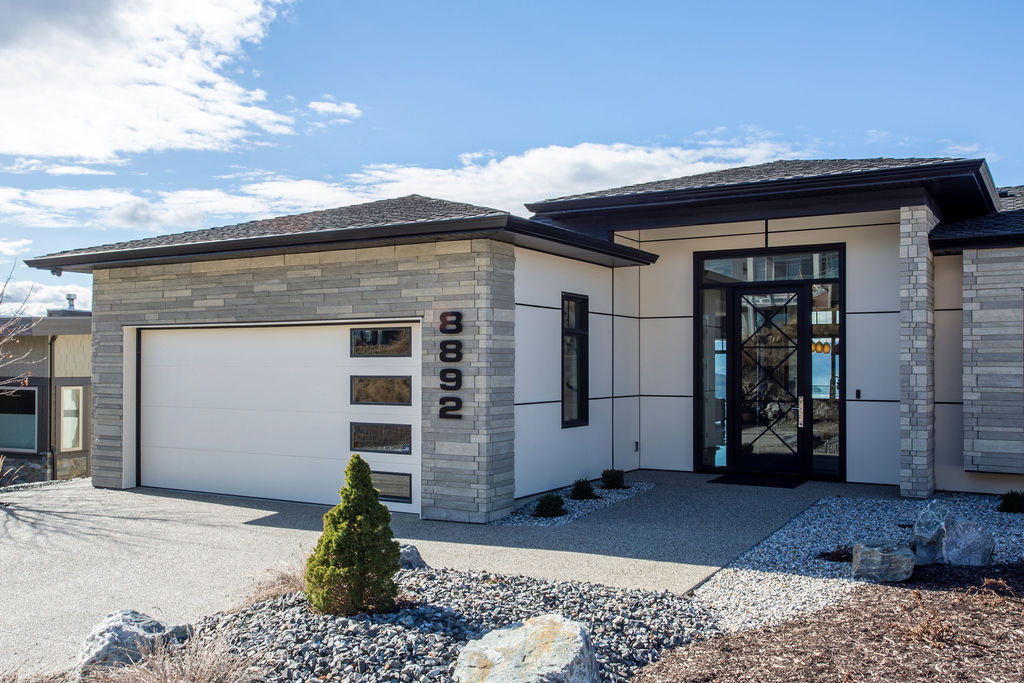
[{"left": 634, "top": 563, "right": 1024, "bottom": 683}]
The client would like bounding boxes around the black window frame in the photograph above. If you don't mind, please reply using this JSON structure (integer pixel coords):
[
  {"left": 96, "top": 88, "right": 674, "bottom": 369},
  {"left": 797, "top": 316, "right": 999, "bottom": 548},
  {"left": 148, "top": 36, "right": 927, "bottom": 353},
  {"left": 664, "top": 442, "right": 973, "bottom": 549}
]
[{"left": 561, "top": 292, "right": 589, "bottom": 428}]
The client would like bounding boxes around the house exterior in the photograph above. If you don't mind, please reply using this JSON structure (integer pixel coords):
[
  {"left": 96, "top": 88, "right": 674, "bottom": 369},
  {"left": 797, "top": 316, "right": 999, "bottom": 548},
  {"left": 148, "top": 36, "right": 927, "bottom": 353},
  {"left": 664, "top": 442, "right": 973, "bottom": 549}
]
[
  {"left": 0, "top": 306, "right": 92, "bottom": 482},
  {"left": 25, "top": 158, "right": 1024, "bottom": 521}
]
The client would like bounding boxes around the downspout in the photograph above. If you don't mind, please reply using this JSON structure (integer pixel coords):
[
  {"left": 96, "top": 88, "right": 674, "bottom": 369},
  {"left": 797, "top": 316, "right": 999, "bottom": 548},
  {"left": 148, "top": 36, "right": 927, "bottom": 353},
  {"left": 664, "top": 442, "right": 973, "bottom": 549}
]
[{"left": 48, "top": 335, "right": 56, "bottom": 481}]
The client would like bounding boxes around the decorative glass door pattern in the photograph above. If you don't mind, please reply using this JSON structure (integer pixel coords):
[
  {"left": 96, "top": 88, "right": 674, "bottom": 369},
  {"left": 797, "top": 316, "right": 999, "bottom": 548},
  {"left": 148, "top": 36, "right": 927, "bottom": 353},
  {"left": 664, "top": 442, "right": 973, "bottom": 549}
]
[{"left": 736, "top": 290, "right": 803, "bottom": 471}]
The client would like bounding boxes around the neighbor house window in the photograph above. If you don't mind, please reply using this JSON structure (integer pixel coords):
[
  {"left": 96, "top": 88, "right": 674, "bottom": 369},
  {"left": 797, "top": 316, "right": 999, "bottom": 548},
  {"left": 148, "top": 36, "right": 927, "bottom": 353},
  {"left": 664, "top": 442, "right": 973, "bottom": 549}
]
[
  {"left": 0, "top": 387, "right": 37, "bottom": 452},
  {"left": 60, "top": 386, "right": 83, "bottom": 452},
  {"left": 561, "top": 292, "right": 589, "bottom": 428}
]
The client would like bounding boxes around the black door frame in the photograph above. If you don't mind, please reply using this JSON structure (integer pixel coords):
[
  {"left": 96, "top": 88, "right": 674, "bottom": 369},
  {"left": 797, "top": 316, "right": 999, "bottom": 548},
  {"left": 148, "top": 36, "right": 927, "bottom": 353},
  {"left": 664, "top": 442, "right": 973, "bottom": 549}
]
[
  {"left": 729, "top": 284, "right": 812, "bottom": 474},
  {"left": 693, "top": 243, "right": 846, "bottom": 480}
]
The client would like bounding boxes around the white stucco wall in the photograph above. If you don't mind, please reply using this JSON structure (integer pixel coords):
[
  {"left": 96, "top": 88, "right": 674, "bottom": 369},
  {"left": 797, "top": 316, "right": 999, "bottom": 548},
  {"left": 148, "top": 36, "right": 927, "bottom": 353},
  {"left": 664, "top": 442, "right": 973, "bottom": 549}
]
[
  {"left": 513, "top": 248, "right": 619, "bottom": 497},
  {"left": 631, "top": 210, "right": 906, "bottom": 485}
]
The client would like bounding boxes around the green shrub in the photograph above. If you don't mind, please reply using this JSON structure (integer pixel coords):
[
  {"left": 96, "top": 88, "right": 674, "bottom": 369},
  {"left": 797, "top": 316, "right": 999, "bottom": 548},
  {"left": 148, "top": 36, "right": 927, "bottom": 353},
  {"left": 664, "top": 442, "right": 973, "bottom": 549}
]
[
  {"left": 569, "top": 478, "right": 599, "bottom": 500},
  {"left": 305, "top": 454, "right": 400, "bottom": 615},
  {"left": 999, "top": 490, "right": 1024, "bottom": 513},
  {"left": 600, "top": 468, "right": 627, "bottom": 489},
  {"left": 533, "top": 494, "right": 566, "bottom": 518}
]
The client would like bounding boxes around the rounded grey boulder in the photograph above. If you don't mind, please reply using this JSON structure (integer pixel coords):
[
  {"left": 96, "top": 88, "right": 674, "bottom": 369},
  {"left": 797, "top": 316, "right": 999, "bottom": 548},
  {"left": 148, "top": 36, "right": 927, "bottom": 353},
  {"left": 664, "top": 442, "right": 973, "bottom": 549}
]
[
  {"left": 851, "top": 541, "right": 915, "bottom": 582},
  {"left": 76, "top": 609, "right": 165, "bottom": 670},
  {"left": 454, "top": 613, "right": 599, "bottom": 682},
  {"left": 400, "top": 543, "right": 428, "bottom": 569},
  {"left": 910, "top": 499, "right": 995, "bottom": 566}
]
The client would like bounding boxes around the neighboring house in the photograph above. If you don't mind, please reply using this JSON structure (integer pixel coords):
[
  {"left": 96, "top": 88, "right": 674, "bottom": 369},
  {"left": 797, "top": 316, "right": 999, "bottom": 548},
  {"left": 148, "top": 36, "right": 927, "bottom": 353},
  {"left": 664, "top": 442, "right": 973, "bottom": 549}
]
[
  {"left": 24, "top": 158, "right": 1024, "bottom": 521},
  {"left": 0, "top": 303, "right": 92, "bottom": 482}
]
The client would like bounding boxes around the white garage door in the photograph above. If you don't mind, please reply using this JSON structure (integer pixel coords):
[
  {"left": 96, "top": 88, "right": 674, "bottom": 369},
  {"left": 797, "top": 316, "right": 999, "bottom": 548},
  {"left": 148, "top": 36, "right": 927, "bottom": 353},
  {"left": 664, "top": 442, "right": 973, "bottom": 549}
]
[{"left": 139, "top": 323, "right": 421, "bottom": 513}]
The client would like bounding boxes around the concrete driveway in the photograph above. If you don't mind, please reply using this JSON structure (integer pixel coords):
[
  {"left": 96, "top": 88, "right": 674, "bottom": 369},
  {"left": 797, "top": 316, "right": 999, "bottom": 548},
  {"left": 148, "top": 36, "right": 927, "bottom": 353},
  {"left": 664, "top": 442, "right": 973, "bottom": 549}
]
[{"left": 0, "top": 472, "right": 895, "bottom": 675}]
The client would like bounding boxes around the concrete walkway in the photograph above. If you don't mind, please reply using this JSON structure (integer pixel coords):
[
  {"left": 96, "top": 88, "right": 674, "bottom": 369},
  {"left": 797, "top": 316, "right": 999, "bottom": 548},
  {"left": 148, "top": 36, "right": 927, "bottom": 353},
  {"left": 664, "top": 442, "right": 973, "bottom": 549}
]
[{"left": 0, "top": 472, "right": 895, "bottom": 675}]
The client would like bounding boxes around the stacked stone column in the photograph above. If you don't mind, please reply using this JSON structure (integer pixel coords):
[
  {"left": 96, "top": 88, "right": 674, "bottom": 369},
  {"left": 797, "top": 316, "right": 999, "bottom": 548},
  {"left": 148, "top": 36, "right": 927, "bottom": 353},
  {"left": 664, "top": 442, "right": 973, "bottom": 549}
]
[{"left": 898, "top": 205, "right": 939, "bottom": 497}]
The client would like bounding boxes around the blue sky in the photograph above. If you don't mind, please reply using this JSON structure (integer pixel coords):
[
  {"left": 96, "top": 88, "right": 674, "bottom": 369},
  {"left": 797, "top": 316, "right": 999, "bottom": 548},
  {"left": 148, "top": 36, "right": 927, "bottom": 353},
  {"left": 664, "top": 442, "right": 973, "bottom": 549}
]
[{"left": 1, "top": 0, "right": 1022, "bottom": 313}]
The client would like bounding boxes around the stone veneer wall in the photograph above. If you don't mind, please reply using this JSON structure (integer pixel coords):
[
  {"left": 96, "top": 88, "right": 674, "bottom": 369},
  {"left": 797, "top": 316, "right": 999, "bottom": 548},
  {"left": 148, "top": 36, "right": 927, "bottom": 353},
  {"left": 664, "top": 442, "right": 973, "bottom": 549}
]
[
  {"left": 962, "top": 246, "right": 1024, "bottom": 475},
  {"left": 90, "top": 239, "right": 515, "bottom": 522},
  {"left": 899, "top": 205, "right": 939, "bottom": 497}
]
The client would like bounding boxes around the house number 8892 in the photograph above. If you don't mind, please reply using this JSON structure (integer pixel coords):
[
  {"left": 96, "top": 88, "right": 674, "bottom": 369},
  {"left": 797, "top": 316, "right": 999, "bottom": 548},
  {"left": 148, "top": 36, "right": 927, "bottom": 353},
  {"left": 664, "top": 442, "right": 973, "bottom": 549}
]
[{"left": 438, "top": 311, "right": 463, "bottom": 419}]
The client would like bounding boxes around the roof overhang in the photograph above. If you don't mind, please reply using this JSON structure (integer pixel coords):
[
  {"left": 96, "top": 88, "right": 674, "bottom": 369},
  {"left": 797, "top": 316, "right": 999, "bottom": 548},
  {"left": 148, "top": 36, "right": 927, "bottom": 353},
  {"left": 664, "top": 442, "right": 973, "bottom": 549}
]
[
  {"left": 526, "top": 159, "right": 1000, "bottom": 235},
  {"left": 2, "top": 315, "right": 92, "bottom": 336},
  {"left": 26, "top": 214, "right": 657, "bottom": 273},
  {"left": 930, "top": 232, "right": 1024, "bottom": 254}
]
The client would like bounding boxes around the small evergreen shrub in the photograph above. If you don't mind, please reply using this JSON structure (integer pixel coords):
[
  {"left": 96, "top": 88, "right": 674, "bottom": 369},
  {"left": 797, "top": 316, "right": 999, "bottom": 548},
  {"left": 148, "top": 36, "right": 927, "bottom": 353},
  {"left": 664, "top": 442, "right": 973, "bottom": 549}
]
[
  {"left": 601, "top": 468, "right": 627, "bottom": 489},
  {"left": 999, "top": 490, "right": 1024, "bottom": 513},
  {"left": 533, "top": 494, "right": 566, "bottom": 518},
  {"left": 570, "top": 478, "right": 599, "bottom": 500},
  {"left": 305, "top": 454, "right": 400, "bottom": 615}
]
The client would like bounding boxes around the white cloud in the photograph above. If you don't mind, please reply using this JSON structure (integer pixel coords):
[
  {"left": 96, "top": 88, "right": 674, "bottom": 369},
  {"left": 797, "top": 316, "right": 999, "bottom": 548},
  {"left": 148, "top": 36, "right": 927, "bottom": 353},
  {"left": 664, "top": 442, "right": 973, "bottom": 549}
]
[
  {"left": 0, "top": 133, "right": 816, "bottom": 232},
  {"left": 865, "top": 129, "right": 890, "bottom": 144},
  {"left": 308, "top": 100, "right": 362, "bottom": 120},
  {"left": 0, "top": 279, "right": 92, "bottom": 316},
  {"left": 0, "top": 0, "right": 294, "bottom": 161},
  {"left": 1, "top": 158, "right": 115, "bottom": 175},
  {"left": 0, "top": 239, "right": 31, "bottom": 256}
]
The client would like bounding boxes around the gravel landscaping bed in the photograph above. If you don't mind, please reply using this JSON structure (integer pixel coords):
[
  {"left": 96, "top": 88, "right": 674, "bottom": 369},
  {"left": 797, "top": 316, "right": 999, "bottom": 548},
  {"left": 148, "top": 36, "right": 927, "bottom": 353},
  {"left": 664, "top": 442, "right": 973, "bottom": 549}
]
[
  {"left": 488, "top": 482, "right": 655, "bottom": 527},
  {"left": 690, "top": 492, "right": 1024, "bottom": 632},
  {"left": 192, "top": 567, "right": 715, "bottom": 682}
]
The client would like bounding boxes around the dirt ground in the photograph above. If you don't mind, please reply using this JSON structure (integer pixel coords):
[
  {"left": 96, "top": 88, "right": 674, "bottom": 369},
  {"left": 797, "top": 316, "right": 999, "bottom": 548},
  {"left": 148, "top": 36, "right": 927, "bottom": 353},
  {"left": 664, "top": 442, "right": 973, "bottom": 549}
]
[{"left": 635, "top": 563, "right": 1024, "bottom": 683}]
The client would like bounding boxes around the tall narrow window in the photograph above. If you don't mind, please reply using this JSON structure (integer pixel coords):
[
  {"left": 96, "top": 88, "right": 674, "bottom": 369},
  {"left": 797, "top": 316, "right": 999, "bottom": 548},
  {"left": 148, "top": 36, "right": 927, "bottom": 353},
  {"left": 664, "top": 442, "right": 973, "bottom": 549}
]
[
  {"left": 60, "top": 386, "right": 83, "bottom": 452},
  {"left": 561, "top": 292, "right": 589, "bottom": 428}
]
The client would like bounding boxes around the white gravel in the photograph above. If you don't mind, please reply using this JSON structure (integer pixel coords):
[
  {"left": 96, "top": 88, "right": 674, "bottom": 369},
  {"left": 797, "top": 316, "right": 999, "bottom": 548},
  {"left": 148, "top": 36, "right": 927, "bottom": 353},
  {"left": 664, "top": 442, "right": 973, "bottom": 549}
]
[
  {"left": 489, "top": 482, "right": 655, "bottom": 527},
  {"left": 691, "top": 492, "right": 1024, "bottom": 632}
]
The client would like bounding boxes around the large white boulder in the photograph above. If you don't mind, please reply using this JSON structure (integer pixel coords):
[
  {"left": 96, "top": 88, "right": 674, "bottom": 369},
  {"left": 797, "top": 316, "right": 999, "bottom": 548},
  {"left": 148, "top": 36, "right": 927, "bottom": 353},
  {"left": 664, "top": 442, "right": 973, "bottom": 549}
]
[
  {"left": 454, "top": 613, "right": 599, "bottom": 683},
  {"left": 76, "top": 610, "right": 166, "bottom": 670}
]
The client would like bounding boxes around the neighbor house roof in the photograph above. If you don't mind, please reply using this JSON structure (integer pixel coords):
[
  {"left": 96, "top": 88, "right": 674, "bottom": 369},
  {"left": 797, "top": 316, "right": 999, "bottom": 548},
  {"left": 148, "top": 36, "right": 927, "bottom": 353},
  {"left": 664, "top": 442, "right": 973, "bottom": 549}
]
[
  {"left": 998, "top": 185, "right": 1024, "bottom": 211},
  {"left": 26, "top": 194, "right": 657, "bottom": 272},
  {"left": 931, "top": 186, "right": 1024, "bottom": 252},
  {"left": 533, "top": 158, "right": 963, "bottom": 204}
]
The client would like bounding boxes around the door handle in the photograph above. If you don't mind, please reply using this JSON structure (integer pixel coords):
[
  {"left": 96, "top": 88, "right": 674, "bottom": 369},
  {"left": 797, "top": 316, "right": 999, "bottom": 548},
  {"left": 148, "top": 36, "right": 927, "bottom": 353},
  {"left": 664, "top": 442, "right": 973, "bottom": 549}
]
[{"left": 797, "top": 396, "right": 804, "bottom": 428}]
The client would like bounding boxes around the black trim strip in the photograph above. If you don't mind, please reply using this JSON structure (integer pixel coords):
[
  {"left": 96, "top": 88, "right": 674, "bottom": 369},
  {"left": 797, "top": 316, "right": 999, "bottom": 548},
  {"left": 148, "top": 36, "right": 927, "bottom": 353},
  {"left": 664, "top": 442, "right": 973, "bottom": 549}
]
[
  {"left": 637, "top": 230, "right": 765, "bottom": 245},
  {"left": 936, "top": 401, "right": 964, "bottom": 405},
  {"left": 936, "top": 308, "right": 963, "bottom": 312},
  {"left": 847, "top": 310, "right": 899, "bottom": 315},
  {"left": 847, "top": 398, "right": 899, "bottom": 403},
  {"left": 514, "top": 394, "right": 693, "bottom": 406}
]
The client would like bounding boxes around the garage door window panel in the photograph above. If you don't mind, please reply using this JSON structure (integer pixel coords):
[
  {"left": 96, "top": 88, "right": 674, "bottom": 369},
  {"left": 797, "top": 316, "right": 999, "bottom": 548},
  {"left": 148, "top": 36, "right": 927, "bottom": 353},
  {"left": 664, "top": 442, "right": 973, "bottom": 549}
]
[
  {"left": 351, "top": 327, "right": 412, "bottom": 357},
  {"left": 351, "top": 376, "right": 413, "bottom": 405},
  {"left": 371, "top": 471, "right": 412, "bottom": 503},
  {"left": 351, "top": 422, "right": 412, "bottom": 454}
]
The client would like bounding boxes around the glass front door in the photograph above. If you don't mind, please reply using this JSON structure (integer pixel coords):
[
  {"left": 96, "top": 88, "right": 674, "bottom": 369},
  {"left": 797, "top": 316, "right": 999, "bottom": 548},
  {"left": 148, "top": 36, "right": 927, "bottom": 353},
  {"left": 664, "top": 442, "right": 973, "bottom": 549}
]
[
  {"left": 697, "top": 247, "right": 843, "bottom": 478},
  {"left": 734, "top": 288, "right": 806, "bottom": 472}
]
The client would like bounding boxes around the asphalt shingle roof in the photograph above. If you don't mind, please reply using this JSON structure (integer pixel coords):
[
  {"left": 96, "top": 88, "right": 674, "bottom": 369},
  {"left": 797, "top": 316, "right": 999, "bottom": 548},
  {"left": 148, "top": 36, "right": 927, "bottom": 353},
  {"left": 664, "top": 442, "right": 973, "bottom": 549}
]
[
  {"left": 36, "top": 195, "right": 505, "bottom": 260},
  {"left": 535, "top": 158, "right": 962, "bottom": 205},
  {"left": 998, "top": 185, "right": 1024, "bottom": 211}
]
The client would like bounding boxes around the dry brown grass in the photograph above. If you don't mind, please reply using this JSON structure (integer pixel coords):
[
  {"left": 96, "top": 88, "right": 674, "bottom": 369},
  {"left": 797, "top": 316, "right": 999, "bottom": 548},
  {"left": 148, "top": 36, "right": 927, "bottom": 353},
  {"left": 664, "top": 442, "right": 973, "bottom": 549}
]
[
  {"left": 635, "top": 563, "right": 1024, "bottom": 683},
  {"left": 82, "top": 637, "right": 261, "bottom": 683},
  {"left": 0, "top": 672, "right": 69, "bottom": 683},
  {"left": 240, "top": 562, "right": 306, "bottom": 608}
]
